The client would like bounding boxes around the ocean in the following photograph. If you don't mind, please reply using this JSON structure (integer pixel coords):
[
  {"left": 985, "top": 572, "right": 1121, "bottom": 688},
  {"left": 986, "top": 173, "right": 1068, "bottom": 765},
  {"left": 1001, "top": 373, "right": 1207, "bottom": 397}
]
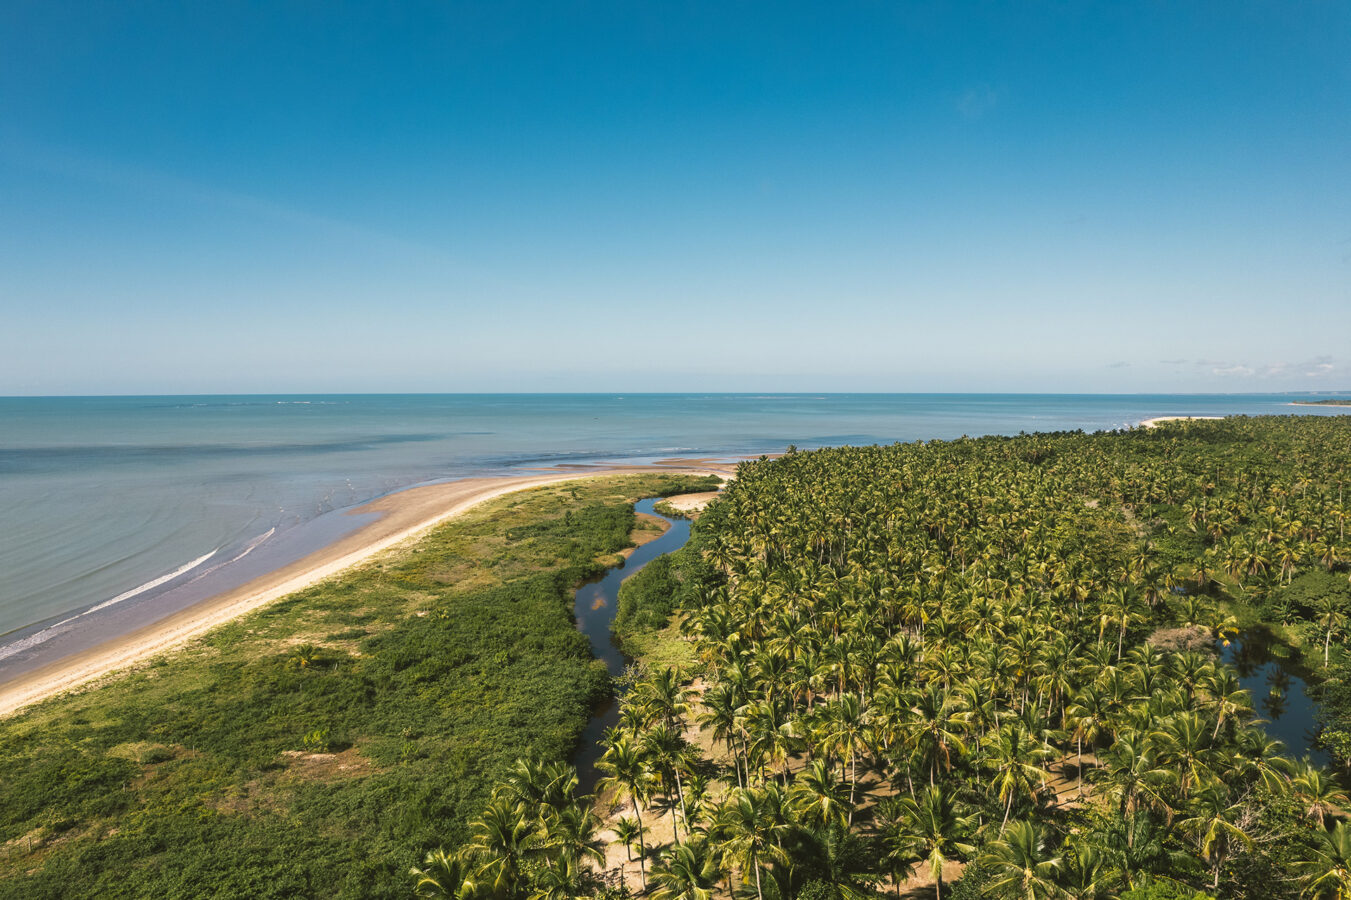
[{"left": 0, "top": 393, "right": 1344, "bottom": 680}]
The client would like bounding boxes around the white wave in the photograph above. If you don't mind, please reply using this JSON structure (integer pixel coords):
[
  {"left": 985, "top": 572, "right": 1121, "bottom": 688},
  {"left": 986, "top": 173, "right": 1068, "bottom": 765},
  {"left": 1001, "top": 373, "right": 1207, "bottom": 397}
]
[
  {"left": 83, "top": 549, "right": 217, "bottom": 615},
  {"left": 0, "top": 549, "right": 219, "bottom": 663},
  {"left": 224, "top": 527, "right": 274, "bottom": 566}
]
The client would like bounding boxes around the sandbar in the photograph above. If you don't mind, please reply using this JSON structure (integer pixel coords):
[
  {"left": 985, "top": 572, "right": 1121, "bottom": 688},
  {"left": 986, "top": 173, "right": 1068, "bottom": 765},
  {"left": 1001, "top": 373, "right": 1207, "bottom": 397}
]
[{"left": 1139, "top": 415, "right": 1224, "bottom": 429}]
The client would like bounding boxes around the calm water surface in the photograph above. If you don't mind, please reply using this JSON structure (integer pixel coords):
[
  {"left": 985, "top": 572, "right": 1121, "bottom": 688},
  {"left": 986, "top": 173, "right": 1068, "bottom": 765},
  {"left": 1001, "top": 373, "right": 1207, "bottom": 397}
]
[
  {"left": 1223, "top": 629, "right": 1329, "bottom": 765},
  {"left": 572, "top": 498, "right": 690, "bottom": 792}
]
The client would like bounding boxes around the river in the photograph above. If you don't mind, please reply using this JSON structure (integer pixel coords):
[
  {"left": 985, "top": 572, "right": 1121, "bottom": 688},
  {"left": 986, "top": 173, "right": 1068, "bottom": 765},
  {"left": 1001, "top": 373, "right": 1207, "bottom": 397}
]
[{"left": 572, "top": 498, "right": 692, "bottom": 791}]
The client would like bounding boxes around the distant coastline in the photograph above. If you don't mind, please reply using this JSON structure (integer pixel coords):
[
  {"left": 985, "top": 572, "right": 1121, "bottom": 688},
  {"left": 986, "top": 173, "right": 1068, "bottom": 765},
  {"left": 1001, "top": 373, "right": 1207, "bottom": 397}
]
[{"left": 1290, "top": 399, "right": 1351, "bottom": 408}]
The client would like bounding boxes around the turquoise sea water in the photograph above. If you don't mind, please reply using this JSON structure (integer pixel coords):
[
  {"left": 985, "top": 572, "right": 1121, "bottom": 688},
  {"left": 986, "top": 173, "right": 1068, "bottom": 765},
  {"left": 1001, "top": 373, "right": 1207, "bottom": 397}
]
[{"left": 0, "top": 393, "right": 1345, "bottom": 680}]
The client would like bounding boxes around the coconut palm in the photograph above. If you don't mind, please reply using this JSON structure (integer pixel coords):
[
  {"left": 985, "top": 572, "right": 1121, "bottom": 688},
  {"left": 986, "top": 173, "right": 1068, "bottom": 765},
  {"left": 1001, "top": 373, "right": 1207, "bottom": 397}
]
[
  {"left": 612, "top": 815, "right": 645, "bottom": 877},
  {"left": 712, "top": 787, "right": 792, "bottom": 900},
  {"left": 1293, "top": 762, "right": 1350, "bottom": 829},
  {"left": 888, "top": 784, "right": 975, "bottom": 900},
  {"left": 597, "top": 734, "right": 654, "bottom": 886},
  {"left": 983, "top": 720, "right": 1055, "bottom": 831},
  {"left": 1298, "top": 821, "right": 1351, "bottom": 899},
  {"left": 1178, "top": 784, "right": 1251, "bottom": 891},
  {"left": 467, "top": 798, "right": 537, "bottom": 898},
  {"left": 790, "top": 758, "right": 851, "bottom": 830},
  {"left": 411, "top": 848, "right": 480, "bottom": 899},
  {"left": 649, "top": 836, "right": 721, "bottom": 900},
  {"left": 979, "top": 820, "right": 1064, "bottom": 900}
]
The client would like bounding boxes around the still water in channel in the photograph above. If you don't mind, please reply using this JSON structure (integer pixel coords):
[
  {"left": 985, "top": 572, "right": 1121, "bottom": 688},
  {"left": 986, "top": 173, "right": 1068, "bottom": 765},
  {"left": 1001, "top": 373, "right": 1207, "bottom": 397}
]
[
  {"left": 572, "top": 498, "right": 691, "bottom": 791},
  {"left": 1222, "top": 629, "right": 1329, "bottom": 767}
]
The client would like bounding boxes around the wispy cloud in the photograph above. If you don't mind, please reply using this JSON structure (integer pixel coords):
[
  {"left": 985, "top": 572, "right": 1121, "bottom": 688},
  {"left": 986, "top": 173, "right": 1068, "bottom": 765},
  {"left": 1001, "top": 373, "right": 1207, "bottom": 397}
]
[
  {"left": 1190, "top": 354, "right": 1343, "bottom": 380},
  {"left": 0, "top": 135, "right": 450, "bottom": 262}
]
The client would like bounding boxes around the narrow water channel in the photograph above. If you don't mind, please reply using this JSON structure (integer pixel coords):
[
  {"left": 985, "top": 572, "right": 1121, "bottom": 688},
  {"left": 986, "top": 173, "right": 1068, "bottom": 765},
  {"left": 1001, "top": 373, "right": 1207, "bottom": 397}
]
[{"left": 573, "top": 498, "right": 691, "bottom": 791}]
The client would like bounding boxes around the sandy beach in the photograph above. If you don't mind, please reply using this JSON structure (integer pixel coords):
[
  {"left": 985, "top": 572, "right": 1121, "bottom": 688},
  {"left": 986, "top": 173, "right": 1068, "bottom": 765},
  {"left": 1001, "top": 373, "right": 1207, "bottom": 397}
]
[
  {"left": 0, "top": 464, "right": 732, "bottom": 718},
  {"left": 1140, "top": 415, "right": 1225, "bottom": 429}
]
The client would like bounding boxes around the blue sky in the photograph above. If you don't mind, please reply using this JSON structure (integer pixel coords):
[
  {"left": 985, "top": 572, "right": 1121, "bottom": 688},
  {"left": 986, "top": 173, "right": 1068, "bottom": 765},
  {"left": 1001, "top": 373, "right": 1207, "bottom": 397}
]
[{"left": 1, "top": 2, "right": 1348, "bottom": 394}]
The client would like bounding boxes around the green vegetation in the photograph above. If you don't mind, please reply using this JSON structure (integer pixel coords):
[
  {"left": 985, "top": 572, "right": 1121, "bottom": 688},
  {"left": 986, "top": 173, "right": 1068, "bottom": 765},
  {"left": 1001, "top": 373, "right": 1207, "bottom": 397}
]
[
  {"left": 653, "top": 500, "right": 693, "bottom": 520},
  {"left": 613, "top": 509, "right": 721, "bottom": 674},
  {"left": 0, "top": 472, "right": 716, "bottom": 899},
  {"left": 424, "top": 416, "right": 1351, "bottom": 900},
  {"left": 1292, "top": 400, "right": 1351, "bottom": 407}
]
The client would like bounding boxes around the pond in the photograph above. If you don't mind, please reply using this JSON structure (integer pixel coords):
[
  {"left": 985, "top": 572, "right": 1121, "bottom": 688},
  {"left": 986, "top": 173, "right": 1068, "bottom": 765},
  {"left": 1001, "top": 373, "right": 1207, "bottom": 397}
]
[
  {"left": 571, "top": 498, "right": 692, "bottom": 791},
  {"left": 1221, "top": 627, "right": 1329, "bottom": 766}
]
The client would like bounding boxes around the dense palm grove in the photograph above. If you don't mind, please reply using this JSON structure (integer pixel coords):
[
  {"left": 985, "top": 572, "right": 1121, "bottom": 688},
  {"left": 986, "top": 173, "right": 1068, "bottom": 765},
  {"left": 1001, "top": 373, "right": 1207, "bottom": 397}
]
[{"left": 416, "top": 417, "right": 1351, "bottom": 900}]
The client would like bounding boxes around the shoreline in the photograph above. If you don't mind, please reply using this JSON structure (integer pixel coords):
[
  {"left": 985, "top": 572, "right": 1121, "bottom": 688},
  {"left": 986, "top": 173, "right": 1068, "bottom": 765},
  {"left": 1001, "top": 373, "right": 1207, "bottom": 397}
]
[
  {"left": 0, "top": 463, "right": 732, "bottom": 718},
  {"left": 1139, "top": 415, "right": 1225, "bottom": 429}
]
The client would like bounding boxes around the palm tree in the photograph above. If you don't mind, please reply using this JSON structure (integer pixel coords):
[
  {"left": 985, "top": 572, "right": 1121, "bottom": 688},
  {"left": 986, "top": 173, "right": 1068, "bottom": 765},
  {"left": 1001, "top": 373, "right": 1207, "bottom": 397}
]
[
  {"left": 1178, "top": 785, "right": 1251, "bottom": 892},
  {"left": 644, "top": 722, "right": 694, "bottom": 842},
  {"left": 1058, "top": 845, "right": 1106, "bottom": 900},
  {"left": 979, "top": 820, "right": 1064, "bottom": 900},
  {"left": 642, "top": 667, "right": 692, "bottom": 729},
  {"left": 984, "top": 720, "right": 1055, "bottom": 831},
  {"left": 790, "top": 758, "right": 851, "bottom": 830},
  {"left": 649, "top": 836, "right": 721, "bottom": 900},
  {"left": 467, "top": 798, "right": 536, "bottom": 898},
  {"left": 820, "top": 692, "right": 871, "bottom": 817},
  {"left": 713, "top": 787, "right": 791, "bottom": 900},
  {"left": 1099, "top": 735, "right": 1174, "bottom": 819},
  {"left": 527, "top": 855, "right": 586, "bottom": 900},
  {"left": 1298, "top": 821, "right": 1351, "bottom": 899},
  {"left": 498, "top": 758, "right": 577, "bottom": 821},
  {"left": 597, "top": 734, "right": 653, "bottom": 887},
  {"left": 698, "top": 681, "right": 747, "bottom": 787},
  {"left": 889, "top": 784, "right": 976, "bottom": 900},
  {"left": 1318, "top": 594, "right": 1347, "bottom": 668},
  {"left": 540, "top": 803, "right": 606, "bottom": 871},
  {"left": 612, "top": 816, "right": 645, "bottom": 879},
  {"left": 411, "top": 848, "right": 479, "bottom": 899},
  {"left": 1293, "top": 761, "right": 1350, "bottom": 828},
  {"left": 907, "top": 683, "right": 970, "bottom": 787},
  {"left": 1065, "top": 684, "right": 1111, "bottom": 796}
]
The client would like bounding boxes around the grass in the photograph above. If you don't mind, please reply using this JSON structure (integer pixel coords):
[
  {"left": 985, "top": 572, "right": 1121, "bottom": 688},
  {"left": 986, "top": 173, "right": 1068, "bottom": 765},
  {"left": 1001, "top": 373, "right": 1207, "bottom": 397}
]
[{"left": 0, "top": 473, "right": 715, "bottom": 900}]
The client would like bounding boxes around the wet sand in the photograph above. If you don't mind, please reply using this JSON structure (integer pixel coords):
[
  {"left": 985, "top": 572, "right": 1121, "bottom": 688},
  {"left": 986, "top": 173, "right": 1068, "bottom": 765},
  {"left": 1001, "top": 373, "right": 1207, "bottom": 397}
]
[{"left": 0, "top": 464, "right": 732, "bottom": 717}]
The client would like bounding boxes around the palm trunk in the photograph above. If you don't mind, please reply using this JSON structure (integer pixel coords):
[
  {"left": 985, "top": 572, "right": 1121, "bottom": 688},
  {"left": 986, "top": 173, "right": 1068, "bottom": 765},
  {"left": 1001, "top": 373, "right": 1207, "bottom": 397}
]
[
  {"left": 1076, "top": 736, "right": 1083, "bottom": 796},
  {"left": 848, "top": 751, "right": 857, "bottom": 826},
  {"left": 634, "top": 803, "right": 648, "bottom": 888},
  {"left": 674, "top": 769, "right": 688, "bottom": 840}
]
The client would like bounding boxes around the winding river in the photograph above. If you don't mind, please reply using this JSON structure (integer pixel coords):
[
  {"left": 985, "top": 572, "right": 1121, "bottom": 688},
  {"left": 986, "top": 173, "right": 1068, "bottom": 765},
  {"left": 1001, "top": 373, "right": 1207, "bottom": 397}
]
[{"left": 572, "top": 498, "right": 691, "bottom": 790}]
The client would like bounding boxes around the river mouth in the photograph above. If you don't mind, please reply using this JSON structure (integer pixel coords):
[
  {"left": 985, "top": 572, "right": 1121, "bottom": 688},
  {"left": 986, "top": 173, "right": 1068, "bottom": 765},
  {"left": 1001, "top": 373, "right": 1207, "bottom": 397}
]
[
  {"left": 1222, "top": 625, "right": 1329, "bottom": 766},
  {"left": 572, "top": 498, "right": 692, "bottom": 791}
]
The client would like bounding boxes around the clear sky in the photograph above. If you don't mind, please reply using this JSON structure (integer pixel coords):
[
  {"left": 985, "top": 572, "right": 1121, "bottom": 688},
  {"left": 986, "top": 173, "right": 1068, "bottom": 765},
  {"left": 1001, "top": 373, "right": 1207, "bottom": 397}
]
[{"left": 1, "top": 2, "right": 1348, "bottom": 395}]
